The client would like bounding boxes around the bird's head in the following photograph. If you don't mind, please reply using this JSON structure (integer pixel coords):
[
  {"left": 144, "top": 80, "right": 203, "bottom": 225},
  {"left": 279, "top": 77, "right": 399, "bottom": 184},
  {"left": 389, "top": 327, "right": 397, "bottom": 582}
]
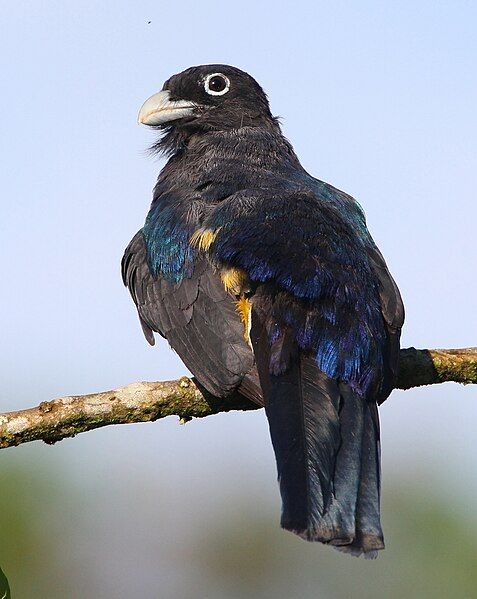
[{"left": 138, "top": 65, "right": 275, "bottom": 133}]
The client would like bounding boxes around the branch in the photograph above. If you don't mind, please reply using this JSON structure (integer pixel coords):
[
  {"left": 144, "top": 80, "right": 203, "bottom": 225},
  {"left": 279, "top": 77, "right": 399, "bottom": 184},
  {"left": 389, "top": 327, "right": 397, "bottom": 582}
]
[{"left": 1, "top": 347, "right": 476, "bottom": 450}]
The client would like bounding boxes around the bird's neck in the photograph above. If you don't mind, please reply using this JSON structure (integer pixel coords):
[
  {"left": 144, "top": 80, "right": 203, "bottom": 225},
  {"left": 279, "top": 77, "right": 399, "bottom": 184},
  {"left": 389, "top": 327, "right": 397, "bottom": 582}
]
[{"left": 158, "top": 125, "right": 303, "bottom": 194}]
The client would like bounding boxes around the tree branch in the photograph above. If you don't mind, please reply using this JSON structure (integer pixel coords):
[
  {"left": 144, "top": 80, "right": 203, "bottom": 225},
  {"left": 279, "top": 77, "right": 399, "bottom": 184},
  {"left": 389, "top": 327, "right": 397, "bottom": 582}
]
[{"left": 1, "top": 347, "right": 476, "bottom": 450}]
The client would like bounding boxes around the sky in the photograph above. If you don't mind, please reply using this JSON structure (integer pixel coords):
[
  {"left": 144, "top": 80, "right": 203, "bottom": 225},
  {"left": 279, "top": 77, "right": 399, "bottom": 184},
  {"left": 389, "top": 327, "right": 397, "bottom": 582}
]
[{"left": 1, "top": 1, "right": 476, "bottom": 596}]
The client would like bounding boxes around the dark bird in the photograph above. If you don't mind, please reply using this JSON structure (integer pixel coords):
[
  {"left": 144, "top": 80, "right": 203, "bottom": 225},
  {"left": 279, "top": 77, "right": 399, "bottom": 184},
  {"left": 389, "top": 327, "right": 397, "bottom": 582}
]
[{"left": 122, "top": 65, "right": 404, "bottom": 556}]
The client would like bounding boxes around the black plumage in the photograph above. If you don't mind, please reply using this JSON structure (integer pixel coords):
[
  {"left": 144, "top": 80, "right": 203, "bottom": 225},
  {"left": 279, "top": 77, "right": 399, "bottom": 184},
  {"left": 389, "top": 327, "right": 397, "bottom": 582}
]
[
  {"left": 123, "top": 231, "right": 262, "bottom": 402},
  {"left": 122, "top": 64, "right": 404, "bottom": 556}
]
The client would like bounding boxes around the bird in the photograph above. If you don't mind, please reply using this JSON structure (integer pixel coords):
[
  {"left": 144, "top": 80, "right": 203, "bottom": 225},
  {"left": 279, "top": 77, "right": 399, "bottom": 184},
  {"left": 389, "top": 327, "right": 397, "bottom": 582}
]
[{"left": 122, "top": 64, "right": 404, "bottom": 557}]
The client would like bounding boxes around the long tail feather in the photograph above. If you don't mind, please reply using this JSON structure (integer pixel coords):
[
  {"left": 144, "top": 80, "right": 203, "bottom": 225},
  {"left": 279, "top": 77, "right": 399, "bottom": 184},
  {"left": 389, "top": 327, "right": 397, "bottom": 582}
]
[{"left": 251, "top": 315, "right": 384, "bottom": 556}]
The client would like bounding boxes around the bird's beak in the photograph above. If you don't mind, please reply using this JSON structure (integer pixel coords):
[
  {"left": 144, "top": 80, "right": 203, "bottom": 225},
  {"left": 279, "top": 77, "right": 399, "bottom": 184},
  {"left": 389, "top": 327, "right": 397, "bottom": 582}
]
[{"left": 137, "top": 90, "right": 196, "bottom": 126}]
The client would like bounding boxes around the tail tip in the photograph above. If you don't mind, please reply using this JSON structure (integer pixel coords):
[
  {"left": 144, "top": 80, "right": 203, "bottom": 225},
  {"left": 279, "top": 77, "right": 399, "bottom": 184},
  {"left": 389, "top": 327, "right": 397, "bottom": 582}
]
[{"left": 283, "top": 523, "right": 385, "bottom": 558}]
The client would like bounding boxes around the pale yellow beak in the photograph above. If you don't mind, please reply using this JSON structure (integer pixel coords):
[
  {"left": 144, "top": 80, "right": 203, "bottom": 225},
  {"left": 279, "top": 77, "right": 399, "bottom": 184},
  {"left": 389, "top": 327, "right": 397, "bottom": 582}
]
[{"left": 137, "top": 90, "right": 196, "bottom": 126}]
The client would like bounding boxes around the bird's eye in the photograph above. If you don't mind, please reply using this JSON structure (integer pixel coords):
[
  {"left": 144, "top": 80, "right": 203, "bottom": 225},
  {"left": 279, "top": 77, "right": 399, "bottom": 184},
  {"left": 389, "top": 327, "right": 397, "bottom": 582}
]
[{"left": 204, "top": 73, "right": 230, "bottom": 96}]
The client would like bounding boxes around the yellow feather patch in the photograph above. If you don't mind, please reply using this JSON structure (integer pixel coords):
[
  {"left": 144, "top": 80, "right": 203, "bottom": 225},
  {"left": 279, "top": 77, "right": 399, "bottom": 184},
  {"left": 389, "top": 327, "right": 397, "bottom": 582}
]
[
  {"left": 236, "top": 296, "right": 252, "bottom": 344},
  {"left": 190, "top": 228, "right": 219, "bottom": 251},
  {"left": 220, "top": 268, "right": 248, "bottom": 295}
]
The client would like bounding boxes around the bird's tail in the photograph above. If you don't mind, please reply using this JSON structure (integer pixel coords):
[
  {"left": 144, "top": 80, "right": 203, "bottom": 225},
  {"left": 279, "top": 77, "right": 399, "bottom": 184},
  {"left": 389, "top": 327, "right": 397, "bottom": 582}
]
[{"left": 251, "top": 322, "right": 384, "bottom": 557}]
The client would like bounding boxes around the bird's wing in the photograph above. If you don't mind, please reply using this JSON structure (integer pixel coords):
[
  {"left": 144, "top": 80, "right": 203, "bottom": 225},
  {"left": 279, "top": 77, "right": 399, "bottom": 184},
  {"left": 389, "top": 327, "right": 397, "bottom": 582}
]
[
  {"left": 366, "top": 243, "right": 404, "bottom": 402},
  {"left": 193, "top": 187, "right": 393, "bottom": 396},
  {"left": 192, "top": 187, "right": 392, "bottom": 553},
  {"left": 122, "top": 231, "right": 261, "bottom": 402}
]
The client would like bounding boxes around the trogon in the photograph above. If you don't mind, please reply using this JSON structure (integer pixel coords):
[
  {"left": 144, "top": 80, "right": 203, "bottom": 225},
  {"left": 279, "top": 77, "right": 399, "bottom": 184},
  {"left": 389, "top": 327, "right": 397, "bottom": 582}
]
[{"left": 122, "top": 65, "right": 404, "bottom": 557}]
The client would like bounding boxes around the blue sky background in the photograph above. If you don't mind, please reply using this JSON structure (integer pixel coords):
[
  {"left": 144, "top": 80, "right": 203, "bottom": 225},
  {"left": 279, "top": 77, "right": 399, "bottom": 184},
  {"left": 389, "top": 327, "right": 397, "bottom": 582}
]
[{"left": 1, "top": 1, "right": 476, "bottom": 596}]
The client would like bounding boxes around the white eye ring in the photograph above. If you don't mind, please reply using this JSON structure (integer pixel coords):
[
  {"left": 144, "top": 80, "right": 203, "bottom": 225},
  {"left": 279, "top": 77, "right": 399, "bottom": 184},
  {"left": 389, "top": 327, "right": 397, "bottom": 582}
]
[{"left": 204, "top": 73, "right": 230, "bottom": 96}]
